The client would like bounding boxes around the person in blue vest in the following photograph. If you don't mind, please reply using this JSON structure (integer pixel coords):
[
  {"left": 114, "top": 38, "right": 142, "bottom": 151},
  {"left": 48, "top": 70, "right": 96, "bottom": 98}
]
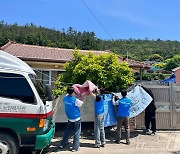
[
  {"left": 90, "top": 88, "right": 106, "bottom": 148},
  {"left": 59, "top": 87, "right": 83, "bottom": 152},
  {"left": 113, "top": 90, "right": 131, "bottom": 145}
]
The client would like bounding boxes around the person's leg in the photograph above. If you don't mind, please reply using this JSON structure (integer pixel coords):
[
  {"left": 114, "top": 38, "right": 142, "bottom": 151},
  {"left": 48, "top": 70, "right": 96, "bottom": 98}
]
[
  {"left": 99, "top": 114, "right": 106, "bottom": 146},
  {"left": 60, "top": 121, "right": 73, "bottom": 148},
  {"left": 112, "top": 105, "right": 118, "bottom": 130},
  {"left": 72, "top": 120, "right": 81, "bottom": 151},
  {"left": 145, "top": 112, "right": 151, "bottom": 130},
  {"left": 123, "top": 117, "right": 130, "bottom": 144},
  {"left": 151, "top": 110, "right": 156, "bottom": 133},
  {"left": 116, "top": 116, "right": 123, "bottom": 143},
  {"left": 94, "top": 115, "right": 101, "bottom": 147},
  {"left": 114, "top": 105, "right": 118, "bottom": 117}
]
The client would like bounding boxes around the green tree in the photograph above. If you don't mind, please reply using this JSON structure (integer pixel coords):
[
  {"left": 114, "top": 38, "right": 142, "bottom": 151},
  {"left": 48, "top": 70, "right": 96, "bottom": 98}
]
[
  {"left": 149, "top": 54, "right": 164, "bottom": 62},
  {"left": 2, "top": 21, "right": 180, "bottom": 62},
  {"left": 152, "top": 63, "right": 165, "bottom": 69},
  {"left": 165, "top": 55, "right": 180, "bottom": 71},
  {"left": 53, "top": 50, "right": 134, "bottom": 97}
]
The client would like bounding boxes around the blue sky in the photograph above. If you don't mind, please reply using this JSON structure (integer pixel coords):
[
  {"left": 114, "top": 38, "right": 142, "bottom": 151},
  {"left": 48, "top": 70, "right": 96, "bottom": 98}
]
[{"left": 0, "top": 0, "right": 180, "bottom": 41}]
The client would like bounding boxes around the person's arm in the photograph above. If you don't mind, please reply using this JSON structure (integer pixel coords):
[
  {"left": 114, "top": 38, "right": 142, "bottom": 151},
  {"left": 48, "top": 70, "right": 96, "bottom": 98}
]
[
  {"left": 75, "top": 98, "right": 83, "bottom": 107},
  {"left": 112, "top": 95, "right": 119, "bottom": 105},
  {"left": 140, "top": 85, "right": 154, "bottom": 99},
  {"left": 90, "top": 87, "right": 100, "bottom": 99},
  {"left": 90, "top": 92, "right": 96, "bottom": 99}
]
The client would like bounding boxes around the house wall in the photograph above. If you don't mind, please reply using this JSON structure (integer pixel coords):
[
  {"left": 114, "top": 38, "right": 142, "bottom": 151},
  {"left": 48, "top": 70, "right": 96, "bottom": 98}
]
[
  {"left": 23, "top": 61, "right": 65, "bottom": 87},
  {"left": 175, "top": 69, "right": 180, "bottom": 84},
  {"left": 54, "top": 95, "right": 95, "bottom": 123},
  {"left": 25, "top": 61, "right": 64, "bottom": 70}
]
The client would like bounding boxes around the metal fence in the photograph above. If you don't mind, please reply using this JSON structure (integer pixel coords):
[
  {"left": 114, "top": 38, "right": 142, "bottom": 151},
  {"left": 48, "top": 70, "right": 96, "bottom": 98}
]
[{"left": 135, "top": 83, "right": 180, "bottom": 130}]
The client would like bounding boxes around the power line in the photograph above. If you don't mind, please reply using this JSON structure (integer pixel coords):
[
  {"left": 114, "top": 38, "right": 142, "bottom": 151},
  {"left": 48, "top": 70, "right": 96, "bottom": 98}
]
[{"left": 80, "top": 0, "right": 114, "bottom": 40}]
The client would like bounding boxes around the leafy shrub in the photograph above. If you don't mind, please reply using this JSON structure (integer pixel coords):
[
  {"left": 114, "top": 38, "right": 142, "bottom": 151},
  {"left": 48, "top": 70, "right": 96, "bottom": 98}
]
[{"left": 53, "top": 50, "right": 134, "bottom": 97}]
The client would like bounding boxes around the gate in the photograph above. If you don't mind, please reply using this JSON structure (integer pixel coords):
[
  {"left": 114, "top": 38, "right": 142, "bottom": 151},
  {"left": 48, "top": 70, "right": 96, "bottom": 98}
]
[
  {"left": 172, "top": 85, "right": 180, "bottom": 129},
  {"left": 135, "top": 83, "right": 180, "bottom": 130}
]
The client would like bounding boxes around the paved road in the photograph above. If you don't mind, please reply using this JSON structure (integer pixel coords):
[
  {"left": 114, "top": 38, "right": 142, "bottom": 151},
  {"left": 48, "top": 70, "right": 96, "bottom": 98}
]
[{"left": 39, "top": 129, "right": 180, "bottom": 154}]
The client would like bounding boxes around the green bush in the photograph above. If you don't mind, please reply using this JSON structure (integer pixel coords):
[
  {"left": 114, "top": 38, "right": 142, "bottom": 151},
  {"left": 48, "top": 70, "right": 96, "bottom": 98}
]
[{"left": 53, "top": 50, "right": 134, "bottom": 97}]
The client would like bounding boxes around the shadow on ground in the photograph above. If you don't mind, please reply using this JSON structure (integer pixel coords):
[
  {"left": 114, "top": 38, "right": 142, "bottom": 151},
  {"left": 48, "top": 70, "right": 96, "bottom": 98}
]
[{"left": 42, "top": 128, "right": 145, "bottom": 153}]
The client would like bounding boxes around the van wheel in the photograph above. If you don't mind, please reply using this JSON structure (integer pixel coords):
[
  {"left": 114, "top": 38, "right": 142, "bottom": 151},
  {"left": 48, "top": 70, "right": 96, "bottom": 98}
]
[{"left": 0, "top": 133, "right": 19, "bottom": 154}]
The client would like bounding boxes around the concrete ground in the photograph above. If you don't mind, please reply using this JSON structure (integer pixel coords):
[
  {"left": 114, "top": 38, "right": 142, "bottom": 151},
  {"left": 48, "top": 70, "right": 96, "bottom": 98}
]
[{"left": 40, "top": 128, "right": 180, "bottom": 154}]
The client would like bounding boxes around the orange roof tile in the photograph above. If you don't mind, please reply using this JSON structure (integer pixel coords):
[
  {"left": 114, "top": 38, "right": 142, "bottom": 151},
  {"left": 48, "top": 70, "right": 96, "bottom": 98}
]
[
  {"left": 1, "top": 41, "right": 150, "bottom": 69},
  {"left": 1, "top": 41, "right": 109, "bottom": 63}
]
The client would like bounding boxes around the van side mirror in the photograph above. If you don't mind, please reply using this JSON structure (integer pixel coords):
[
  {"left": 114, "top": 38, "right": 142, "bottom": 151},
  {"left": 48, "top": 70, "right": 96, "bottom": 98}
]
[{"left": 45, "top": 84, "right": 53, "bottom": 101}]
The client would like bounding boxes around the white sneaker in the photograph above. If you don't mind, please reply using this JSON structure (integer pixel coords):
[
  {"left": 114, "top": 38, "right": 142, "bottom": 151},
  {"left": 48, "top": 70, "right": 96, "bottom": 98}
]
[
  {"left": 94, "top": 145, "right": 100, "bottom": 148},
  {"left": 71, "top": 148, "right": 80, "bottom": 152},
  {"left": 146, "top": 129, "right": 152, "bottom": 135},
  {"left": 70, "top": 147, "right": 80, "bottom": 152}
]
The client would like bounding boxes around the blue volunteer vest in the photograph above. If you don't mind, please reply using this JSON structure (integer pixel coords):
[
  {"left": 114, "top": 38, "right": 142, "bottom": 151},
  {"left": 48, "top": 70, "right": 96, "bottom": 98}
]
[
  {"left": 94, "top": 96, "right": 104, "bottom": 115},
  {"left": 63, "top": 95, "right": 80, "bottom": 120},
  {"left": 118, "top": 97, "right": 131, "bottom": 117}
]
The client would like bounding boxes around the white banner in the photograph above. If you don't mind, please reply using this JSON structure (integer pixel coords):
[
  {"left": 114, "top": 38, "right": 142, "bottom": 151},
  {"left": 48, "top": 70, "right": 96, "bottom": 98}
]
[{"left": 114, "top": 86, "right": 153, "bottom": 118}]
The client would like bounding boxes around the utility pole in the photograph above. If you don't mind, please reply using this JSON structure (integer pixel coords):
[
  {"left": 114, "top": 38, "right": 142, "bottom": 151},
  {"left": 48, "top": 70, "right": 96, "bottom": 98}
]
[{"left": 126, "top": 50, "right": 128, "bottom": 59}]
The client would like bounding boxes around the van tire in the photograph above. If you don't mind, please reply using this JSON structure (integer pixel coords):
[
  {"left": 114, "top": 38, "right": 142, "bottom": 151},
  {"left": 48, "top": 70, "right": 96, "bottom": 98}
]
[{"left": 0, "top": 133, "right": 19, "bottom": 154}]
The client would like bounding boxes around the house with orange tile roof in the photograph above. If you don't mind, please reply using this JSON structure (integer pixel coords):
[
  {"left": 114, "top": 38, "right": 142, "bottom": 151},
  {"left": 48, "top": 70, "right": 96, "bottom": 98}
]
[{"left": 1, "top": 41, "right": 150, "bottom": 86}]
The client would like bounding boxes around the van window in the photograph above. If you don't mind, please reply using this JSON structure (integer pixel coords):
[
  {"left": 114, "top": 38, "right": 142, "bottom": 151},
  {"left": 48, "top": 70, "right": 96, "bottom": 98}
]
[
  {"left": 0, "top": 72, "right": 36, "bottom": 104},
  {"left": 29, "top": 74, "right": 46, "bottom": 99},
  {"left": 34, "top": 70, "right": 50, "bottom": 88}
]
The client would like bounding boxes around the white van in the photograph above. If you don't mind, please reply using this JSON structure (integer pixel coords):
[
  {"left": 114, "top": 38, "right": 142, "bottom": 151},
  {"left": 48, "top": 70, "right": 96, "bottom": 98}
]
[{"left": 0, "top": 50, "right": 55, "bottom": 154}]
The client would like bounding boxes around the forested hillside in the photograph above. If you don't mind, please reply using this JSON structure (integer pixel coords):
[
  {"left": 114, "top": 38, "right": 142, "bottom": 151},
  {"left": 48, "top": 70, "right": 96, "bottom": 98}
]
[{"left": 1, "top": 21, "right": 180, "bottom": 62}]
